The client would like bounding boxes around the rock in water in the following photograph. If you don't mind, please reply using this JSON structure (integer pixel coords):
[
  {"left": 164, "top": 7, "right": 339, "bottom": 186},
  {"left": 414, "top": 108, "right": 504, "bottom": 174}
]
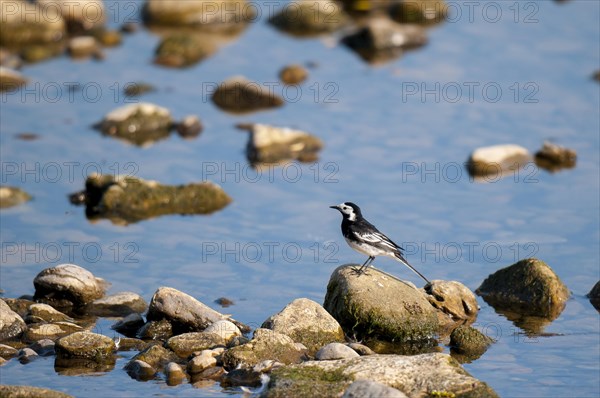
[
  {"left": 476, "top": 258, "right": 570, "bottom": 319},
  {"left": 323, "top": 265, "right": 438, "bottom": 342},
  {"left": 279, "top": 64, "right": 308, "bottom": 85},
  {"left": 0, "top": 68, "right": 28, "bottom": 92},
  {"left": 0, "top": 185, "right": 31, "bottom": 208},
  {"left": 467, "top": 144, "right": 531, "bottom": 178},
  {"left": 269, "top": 0, "right": 349, "bottom": 36},
  {"left": 0, "top": 385, "right": 73, "bottom": 398},
  {"left": 0, "top": 300, "right": 27, "bottom": 341},
  {"left": 424, "top": 280, "right": 479, "bottom": 335},
  {"left": 588, "top": 281, "right": 600, "bottom": 311},
  {"left": 87, "top": 292, "right": 148, "bottom": 316},
  {"left": 390, "top": 0, "right": 448, "bottom": 25},
  {"left": 154, "top": 34, "right": 216, "bottom": 67},
  {"left": 449, "top": 325, "right": 495, "bottom": 363},
  {"left": 534, "top": 141, "right": 577, "bottom": 172},
  {"left": 261, "top": 298, "right": 344, "bottom": 354},
  {"left": 55, "top": 332, "right": 115, "bottom": 361},
  {"left": 212, "top": 76, "right": 284, "bottom": 113},
  {"left": 33, "top": 264, "right": 106, "bottom": 308}
]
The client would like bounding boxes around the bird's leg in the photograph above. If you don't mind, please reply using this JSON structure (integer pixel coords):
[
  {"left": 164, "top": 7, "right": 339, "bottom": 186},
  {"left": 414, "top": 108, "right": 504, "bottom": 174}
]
[{"left": 355, "top": 256, "right": 374, "bottom": 274}]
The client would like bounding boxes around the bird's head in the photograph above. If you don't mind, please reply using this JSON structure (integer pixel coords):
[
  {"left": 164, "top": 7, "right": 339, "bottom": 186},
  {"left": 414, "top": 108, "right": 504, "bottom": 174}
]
[{"left": 330, "top": 202, "right": 361, "bottom": 221}]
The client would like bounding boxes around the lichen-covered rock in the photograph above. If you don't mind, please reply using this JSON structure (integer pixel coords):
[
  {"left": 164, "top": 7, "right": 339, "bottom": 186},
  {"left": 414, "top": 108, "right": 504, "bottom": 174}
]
[
  {"left": 0, "top": 299, "right": 27, "bottom": 340},
  {"left": 449, "top": 325, "right": 494, "bottom": 363},
  {"left": 0, "top": 385, "right": 73, "bottom": 398},
  {"left": 588, "top": 281, "right": 600, "bottom": 311},
  {"left": 130, "top": 344, "right": 178, "bottom": 371},
  {"left": 55, "top": 332, "right": 115, "bottom": 361},
  {"left": 279, "top": 64, "right": 308, "bottom": 85},
  {"left": 269, "top": 0, "right": 349, "bottom": 36},
  {"left": 342, "top": 17, "right": 428, "bottom": 64},
  {"left": 315, "top": 343, "right": 359, "bottom": 360},
  {"left": 262, "top": 298, "right": 344, "bottom": 354},
  {"left": 342, "top": 380, "right": 408, "bottom": 398},
  {"left": 87, "top": 292, "right": 148, "bottom": 316},
  {"left": 25, "top": 303, "right": 72, "bottom": 323},
  {"left": 0, "top": 68, "right": 27, "bottom": 92},
  {"left": 264, "top": 353, "right": 498, "bottom": 398},
  {"left": 476, "top": 258, "right": 570, "bottom": 319},
  {"left": 38, "top": 0, "right": 106, "bottom": 32},
  {"left": 95, "top": 103, "right": 173, "bottom": 146},
  {"left": 424, "top": 280, "right": 479, "bottom": 335},
  {"left": 147, "top": 286, "right": 249, "bottom": 334},
  {"left": 0, "top": 185, "right": 31, "bottom": 208},
  {"left": 166, "top": 332, "right": 226, "bottom": 358},
  {"left": 390, "top": 0, "right": 448, "bottom": 25},
  {"left": 323, "top": 265, "right": 438, "bottom": 343},
  {"left": 534, "top": 141, "right": 577, "bottom": 172},
  {"left": 238, "top": 123, "right": 323, "bottom": 165},
  {"left": 24, "top": 322, "right": 82, "bottom": 342},
  {"left": 144, "top": 0, "right": 255, "bottom": 32},
  {"left": 136, "top": 319, "right": 173, "bottom": 341},
  {"left": 154, "top": 34, "right": 216, "bottom": 67},
  {"left": 221, "top": 328, "right": 307, "bottom": 369},
  {"left": 212, "top": 76, "right": 284, "bottom": 113},
  {"left": 204, "top": 320, "right": 241, "bottom": 343},
  {"left": 467, "top": 144, "right": 531, "bottom": 178},
  {"left": 72, "top": 174, "right": 232, "bottom": 224},
  {"left": 33, "top": 264, "right": 106, "bottom": 308}
]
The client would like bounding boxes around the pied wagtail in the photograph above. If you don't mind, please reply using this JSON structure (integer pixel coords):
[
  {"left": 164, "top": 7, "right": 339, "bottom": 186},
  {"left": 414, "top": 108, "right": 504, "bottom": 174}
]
[{"left": 330, "top": 202, "right": 430, "bottom": 284}]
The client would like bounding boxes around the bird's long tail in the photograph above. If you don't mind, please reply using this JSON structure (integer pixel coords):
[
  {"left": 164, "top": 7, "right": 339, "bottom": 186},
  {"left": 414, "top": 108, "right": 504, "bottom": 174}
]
[{"left": 394, "top": 252, "right": 431, "bottom": 285}]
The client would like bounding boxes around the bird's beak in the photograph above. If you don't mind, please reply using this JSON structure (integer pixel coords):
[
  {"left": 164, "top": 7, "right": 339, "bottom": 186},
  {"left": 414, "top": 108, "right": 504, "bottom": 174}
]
[{"left": 330, "top": 205, "right": 340, "bottom": 210}]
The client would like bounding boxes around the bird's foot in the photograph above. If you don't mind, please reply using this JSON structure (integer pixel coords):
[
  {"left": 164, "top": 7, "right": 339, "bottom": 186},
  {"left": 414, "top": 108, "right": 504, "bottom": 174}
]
[{"left": 352, "top": 267, "right": 369, "bottom": 276}]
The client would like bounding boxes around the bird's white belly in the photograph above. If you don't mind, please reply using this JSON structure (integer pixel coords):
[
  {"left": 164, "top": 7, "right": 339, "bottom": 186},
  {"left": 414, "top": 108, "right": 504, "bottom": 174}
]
[{"left": 345, "top": 238, "right": 390, "bottom": 257}]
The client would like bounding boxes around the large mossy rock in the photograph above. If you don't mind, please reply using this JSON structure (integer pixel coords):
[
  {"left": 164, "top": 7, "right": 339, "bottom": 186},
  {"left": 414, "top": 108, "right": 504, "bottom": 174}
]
[
  {"left": 476, "top": 258, "right": 570, "bottom": 319},
  {"left": 323, "top": 265, "right": 438, "bottom": 343}
]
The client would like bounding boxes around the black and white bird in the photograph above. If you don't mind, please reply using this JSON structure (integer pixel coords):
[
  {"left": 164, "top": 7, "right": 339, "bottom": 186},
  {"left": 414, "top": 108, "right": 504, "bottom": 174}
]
[{"left": 330, "top": 202, "right": 430, "bottom": 284}]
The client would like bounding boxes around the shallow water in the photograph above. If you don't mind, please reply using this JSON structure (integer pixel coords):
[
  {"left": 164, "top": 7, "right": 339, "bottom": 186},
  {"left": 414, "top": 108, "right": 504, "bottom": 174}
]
[{"left": 1, "top": 0, "right": 599, "bottom": 397}]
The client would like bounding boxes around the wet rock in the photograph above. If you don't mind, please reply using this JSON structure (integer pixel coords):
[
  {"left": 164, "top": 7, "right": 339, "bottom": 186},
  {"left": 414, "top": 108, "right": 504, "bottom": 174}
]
[
  {"left": 147, "top": 286, "right": 249, "bottom": 334},
  {"left": 342, "top": 17, "right": 427, "bottom": 64},
  {"left": 54, "top": 355, "right": 116, "bottom": 375},
  {"left": 123, "top": 82, "right": 156, "bottom": 97},
  {"left": 0, "top": 1, "right": 66, "bottom": 50},
  {"left": 238, "top": 123, "right": 323, "bottom": 165},
  {"left": 390, "top": 0, "right": 448, "bottom": 25},
  {"left": 323, "top": 265, "right": 438, "bottom": 343},
  {"left": 221, "top": 367, "right": 262, "bottom": 387},
  {"left": 0, "top": 68, "right": 27, "bottom": 92},
  {"left": 124, "top": 359, "right": 157, "bottom": 380},
  {"left": 0, "top": 185, "right": 32, "bottom": 208},
  {"left": 316, "top": 343, "right": 360, "bottom": 360},
  {"left": 346, "top": 342, "right": 375, "bottom": 356},
  {"left": 87, "top": 292, "right": 148, "bottom": 316},
  {"left": 33, "top": 264, "right": 106, "bottom": 308},
  {"left": 24, "top": 322, "right": 83, "bottom": 342},
  {"left": 194, "top": 365, "right": 226, "bottom": 381},
  {"left": 342, "top": 379, "right": 408, "bottom": 398},
  {"left": 165, "top": 362, "right": 187, "bottom": 385},
  {"left": 0, "top": 299, "right": 27, "bottom": 340},
  {"left": 0, "top": 343, "right": 18, "bottom": 359},
  {"left": 166, "top": 332, "right": 226, "bottom": 358},
  {"left": 155, "top": 34, "right": 216, "bottom": 67},
  {"left": 0, "top": 385, "right": 73, "bottom": 398},
  {"left": 25, "top": 303, "right": 72, "bottom": 323},
  {"left": 115, "top": 337, "right": 150, "bottom": 352},
  {"left": 588, "top": 281, "right": 600, "bottom": 311},
  {"left": 130, "top": 344, "right": 178, "bottom": 371},
  {"left": 3, "top": 298, "right": 35, "bottom": 318},
  {"left": 176, "top": 115, "right": 203, "bottom": 139},
  {"left": 534, "top": 141, "right": 577, "bottom": 172},
  {"left": 269, "top": 0, "right": 349, "bottom": 36},
  {"left": 38, "top": 0, "right": 106, "bottom": 33},
  {"left": 449, "top": 325, "right": 494, "bottom": 363},
  {"left": 72, "top": 174, "right": 232, "bottom": 224},
  {"left": 264, "top": 353, "right": 497, "bottom": 398},
  {"left": 467, "top": 144, "right": 531, "bottom": 178},
  {"left": 214, "top": 297, "right": 234, "bottom": 307},
  {"left": 29, "top": 339, "right": 56, "bottom": 356},
  {"left": 55, "top": 332, "right": 115, "bottom": 361},
  {"left": 204, "top": 320, "right": 241, "bottom": 343},
  {"left": 221, "top": 328, "right": 307, "bottom": 369},
  {"left": 279, "top": 64, "right": 308, "bottom": 85},
  {"left": 136, "top": 319, "right": 173, "bottom": 341},
  {"left": 261, "top": 298, "right": 344, "bottom": 354},
  {"left": 111, "top": 313, "right": 146, "bottom": 337},
  {"left": 212, "top": 76, "right": 284, "bottom": 113},
  {"left": 187, "top": 350, "right": 217, "bottom": 374},
  {"left": 476, "top": 258, "right": 570, "bottom": 319},
  {"left": 17, "top": 347, "right": 38, "bottom": 363},
  {"left": 144, "top": 0, "right": 256, "bottom": 32},
  {"left": 68, "top": 36, "right": 98, "bottom": 58},
  {"left": 95, "top": 102, "right": 173, "bottom": 146},
  {"left": 423, "top": 280, "right": 479, "bottom": 335}
]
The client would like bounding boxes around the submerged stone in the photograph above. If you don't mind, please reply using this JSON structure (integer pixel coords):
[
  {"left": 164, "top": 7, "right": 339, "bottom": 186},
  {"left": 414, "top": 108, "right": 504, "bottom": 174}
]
[
  {"left": 212, "top": 76, "right": 284, "bottom": 113},
  {"left": 87, "top": 292, "right": 148, "bottom": 316},
  {"left": 71, "top": 174, "right": 231, "bottom": 224}
]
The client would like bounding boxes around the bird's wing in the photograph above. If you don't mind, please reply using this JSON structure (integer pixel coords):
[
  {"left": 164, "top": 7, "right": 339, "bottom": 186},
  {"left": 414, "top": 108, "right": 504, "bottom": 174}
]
[{"left": 354, "top": 230, "right": 404, "bottom": 252}]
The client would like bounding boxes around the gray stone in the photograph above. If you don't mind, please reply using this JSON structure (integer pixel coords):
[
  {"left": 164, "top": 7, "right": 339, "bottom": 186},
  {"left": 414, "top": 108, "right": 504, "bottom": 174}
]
[
  {"left": 0, "top": 299, "right": 27, "bottom": 340},
  {"left": 130, "top": 344, "right": 178, "bottom": 371},
  {"left": 204, "top": 319, "right": 241, "bottom": 342},
  {"left": 0, "top": 1, "right": 66, "bottom": 49},
  {"left": 165, "top": 361, "right": 187, "bottom": 385},
  {"left": 115, "top": 337, "right": 150, "bottom": 352},
  {"left": 316, "top": 343, "right": 360, "bottom": 360},
  {"left": 221, "top": 328, "right": 306, "bottom": 369},
  {"left": 147, "top": 286, "right": 248, "bottom": 334},
  {"left": 29, "top": 339, "right": 56, "bottom": 356},
  {"left": 26, "top": 303, "right": 72, "bottom": 323},
  {"left": 324, "top": 265, "right": 438, "bottom": 342},
  {"left": 154, "top": 34, "right": 216, "bottom": 67},
  {"left": 347, "top": 343, "right": 375, "bottom": 356},
  {"left": 342, "top": 379, "right": 408, "bottom": 398},
  {"left": 18, "top": 347, "right": 39, "bottom": 363},
  {"left": 166, "top": 332, "right": 226, "bottom": 358},
  {"left": 2, "top": 298, "right": 35, "bottom": 318},
  {"left": 424, "top": 280, "right": 479, "bottom": 335},
  {"left": 0, "top": 343, "right": 18, "bottom": 359},
  {"left": 124, "top": 359, "right": 156, "bottom": 381},
  {"left": 0, "top": 185, "right": 31, "bottom": 207},
  {"left": 33, "top": 264, "right": 106, "bottom": 307},
  {"left": 176, "top": 115, "right": 203, "bottom": 139},
  {"left": 68, "top": 36, "right": 98, "bottom": 58},
  {"left": 264, "top": 353, "right": 497, "bottom": 398},
  {"left": 187, "top": 350, "right": 217, "bottom": 374},
  {"left": 55, "top": 332, "right": 116, "bottom": 361},
  {"left": 588, "top": 280, "right": 600, "bottom": 311},
  {"left": 24, "top": 321, "right": 83, "bottom": 342},
  {"left": 87, "top": 292, "right": 148, "bottom": 316},
  {"left": 0, "top": 385, "right": 73, "bottom": 398}
]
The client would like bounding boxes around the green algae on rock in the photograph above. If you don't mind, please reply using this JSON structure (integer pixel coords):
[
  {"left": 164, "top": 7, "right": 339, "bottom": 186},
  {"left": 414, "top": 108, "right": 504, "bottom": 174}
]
[
  {"left": 71, "top": 174, "right": 231, "bottom": 224},
  {"left": 55, "top": 331, "right": 115, "bottom": 361},
  {"left": 449, "top": 325, "right": 495, "bottom": 363}
]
